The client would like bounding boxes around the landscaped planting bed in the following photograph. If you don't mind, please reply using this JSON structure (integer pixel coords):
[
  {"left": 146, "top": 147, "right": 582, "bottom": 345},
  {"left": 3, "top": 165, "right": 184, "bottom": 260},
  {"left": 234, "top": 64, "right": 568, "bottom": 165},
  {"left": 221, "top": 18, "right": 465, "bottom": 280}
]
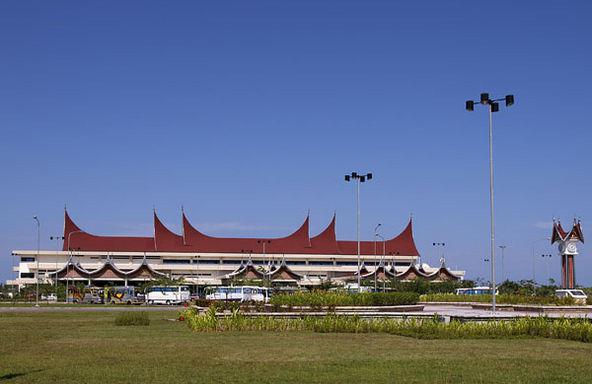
[
  {"left": 420, "top": 293, "right": 578, "bottom": 305},
  {"left": 269, "top": 291, "right": 420, "bottom": 307},
  {"left": 182, "top": 306, "right": 592, "bottom": 343}
]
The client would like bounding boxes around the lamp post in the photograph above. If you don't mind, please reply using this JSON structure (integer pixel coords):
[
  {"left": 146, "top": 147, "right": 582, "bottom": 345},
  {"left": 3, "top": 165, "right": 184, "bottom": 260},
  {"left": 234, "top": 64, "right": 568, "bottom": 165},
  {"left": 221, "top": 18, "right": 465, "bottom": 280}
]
[
  {"left": 432, "top": 242, "right": 445, "bottom": 266},
  {"left": 541, "top": 254, "right": 552, "bottom": 285},
  {"left": 375, "top": 232, "right": 385, "bottom": 292},
  {"left": 531, "top": 237, "right": 551, "bottom": 286},
  {"left": 373, "top": 224, "right": 381, "bottom": 291},
  {"left": 33, "top": 216, "right": 40, "bottom": 307},
  {"left": 50, "top": 236, "right": 64, "bottom": 297},
  {"left": 498, "top": 245, "right": 507, "bottom": 282},
  {"left": 345, "top": 171, "right": 373, "bottom": 292},
  {"left": 466, "top": 92, "right": 514, "bottom": 314}
]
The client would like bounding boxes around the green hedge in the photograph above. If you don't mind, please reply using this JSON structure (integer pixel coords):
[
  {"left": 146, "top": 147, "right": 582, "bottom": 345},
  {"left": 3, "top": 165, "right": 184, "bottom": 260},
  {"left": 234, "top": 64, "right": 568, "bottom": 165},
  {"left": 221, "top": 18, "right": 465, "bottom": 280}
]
[
  {"left": 270, "top": 291, "right": 419, "bottom": 307},
  {"left": 183, "top": 308, "right": 592, "bottom": 343},
  {"left": 420, "top": 293, "right": 577, "bottom": 305}
]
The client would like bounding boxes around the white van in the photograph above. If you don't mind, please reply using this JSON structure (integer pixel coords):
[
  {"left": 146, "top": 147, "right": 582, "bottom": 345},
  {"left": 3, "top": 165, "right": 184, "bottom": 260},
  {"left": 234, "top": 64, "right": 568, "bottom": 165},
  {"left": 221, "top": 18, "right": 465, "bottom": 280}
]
[
  {"left": 146, "top": 286, "right": 190, "bottom": 305},
  {"left": 555, "top": 289, "right": 588, "bottom": 305},
  {"left": 205, "top": 286, "right": 270, "bottom": 302}
]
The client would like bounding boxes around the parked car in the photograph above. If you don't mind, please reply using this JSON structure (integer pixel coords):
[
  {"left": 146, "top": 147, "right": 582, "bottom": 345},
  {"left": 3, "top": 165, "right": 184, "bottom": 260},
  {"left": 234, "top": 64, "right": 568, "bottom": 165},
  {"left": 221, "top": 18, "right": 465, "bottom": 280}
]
[
  {"left": 555, "top": 289, "right": 588, "bottom": 304},
  {"left": 41, "top": 293, "right": 57, "bottom": 302}
]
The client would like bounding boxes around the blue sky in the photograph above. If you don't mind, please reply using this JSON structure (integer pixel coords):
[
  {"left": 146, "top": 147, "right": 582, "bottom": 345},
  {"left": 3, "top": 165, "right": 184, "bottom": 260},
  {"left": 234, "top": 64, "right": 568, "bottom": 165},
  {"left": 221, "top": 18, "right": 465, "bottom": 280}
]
[{"left": 1, "top": 1, "right": 591, "bottom": 284}]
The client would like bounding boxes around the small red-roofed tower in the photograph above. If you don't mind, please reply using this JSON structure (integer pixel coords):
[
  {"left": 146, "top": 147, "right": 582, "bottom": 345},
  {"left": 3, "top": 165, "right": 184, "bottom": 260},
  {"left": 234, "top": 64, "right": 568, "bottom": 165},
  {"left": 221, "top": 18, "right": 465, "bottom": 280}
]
[{"left": 552, "top": 218, "right": 584, "bottom": 289}]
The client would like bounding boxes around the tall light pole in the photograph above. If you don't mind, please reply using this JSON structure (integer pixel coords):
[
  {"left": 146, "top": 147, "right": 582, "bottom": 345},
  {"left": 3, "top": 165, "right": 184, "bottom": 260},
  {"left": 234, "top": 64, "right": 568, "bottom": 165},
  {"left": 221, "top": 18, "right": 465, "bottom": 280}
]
[
  {"left": 531, "top": 237, "right": 551, "bottom": 286},
  {"left": 466, "top": 92, "right": 514, "bottom": 314},
  {"left": 432, "top": 242, "right": 446, "bottom": 266},
  {"left": 345, "top": 171, "right": 373, "bottom": 291},
  {"left": 33, "top": 216, "right": 40, "bottom": 307},
  {"left": 375, "top": 232, "right": 385, "bottom": 292},
  {"left": 50, "top": 236, "right": 64, "bottom": 297},
  {"left": 541, "top": 254, "right": 552, "bottom": 285},
  {"left": 498, "top": 245, "right": 507, "bottom": 282},
  {"left": 373, "top": 223, "right": 381, "bottom": 291}
]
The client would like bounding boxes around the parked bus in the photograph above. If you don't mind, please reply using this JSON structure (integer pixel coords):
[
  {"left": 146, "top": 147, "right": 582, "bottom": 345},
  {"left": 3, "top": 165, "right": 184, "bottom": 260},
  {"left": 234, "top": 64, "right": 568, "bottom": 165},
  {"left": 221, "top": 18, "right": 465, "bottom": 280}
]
[
  {"left": 205, "top": 286, "right": 270, "bottom": 302},
  {"left": 104, "top": 286, "right": 141, "bottom": 305},
  {"left": 454, "top": 287, "right": 498, "bottom": 295},
  {"left": 146, "top": 286, "right": 190, "bottom": 305}
]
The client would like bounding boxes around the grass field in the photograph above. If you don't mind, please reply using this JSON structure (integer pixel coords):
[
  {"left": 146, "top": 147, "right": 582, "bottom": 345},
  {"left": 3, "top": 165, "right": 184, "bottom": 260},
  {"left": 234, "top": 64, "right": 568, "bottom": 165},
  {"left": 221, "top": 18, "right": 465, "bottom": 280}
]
[{"left": 1, "top": 311, "right": 592, "bottom": 383}]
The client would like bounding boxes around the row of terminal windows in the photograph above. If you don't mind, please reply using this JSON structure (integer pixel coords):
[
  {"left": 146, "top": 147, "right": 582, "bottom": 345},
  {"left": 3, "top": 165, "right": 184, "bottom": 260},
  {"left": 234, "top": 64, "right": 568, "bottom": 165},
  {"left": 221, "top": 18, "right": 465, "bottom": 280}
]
[
  {"left": 162, "top": 259, "right": 410, "bottom": 266},
  {"left": 31, "top": 255, "right": 411, "bottom": 267}
]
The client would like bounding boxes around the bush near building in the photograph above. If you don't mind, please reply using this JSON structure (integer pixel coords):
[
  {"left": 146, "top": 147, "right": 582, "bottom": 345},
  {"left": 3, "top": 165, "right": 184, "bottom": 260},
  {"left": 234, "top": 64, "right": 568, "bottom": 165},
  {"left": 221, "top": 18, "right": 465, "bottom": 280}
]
[
  {"left": 270, "top": 291, "right": 419, "bottom": 308},
  {"left": 420, "top": 293, "right": 577, "bottom": 306}
]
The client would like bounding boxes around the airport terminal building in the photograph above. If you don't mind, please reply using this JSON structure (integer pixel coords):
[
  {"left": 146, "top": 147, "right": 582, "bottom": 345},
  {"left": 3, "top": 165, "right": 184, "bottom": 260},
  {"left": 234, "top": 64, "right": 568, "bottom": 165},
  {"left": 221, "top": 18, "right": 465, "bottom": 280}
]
[{"left": 9, "top": 210, "right": 464, "bottom": 287}]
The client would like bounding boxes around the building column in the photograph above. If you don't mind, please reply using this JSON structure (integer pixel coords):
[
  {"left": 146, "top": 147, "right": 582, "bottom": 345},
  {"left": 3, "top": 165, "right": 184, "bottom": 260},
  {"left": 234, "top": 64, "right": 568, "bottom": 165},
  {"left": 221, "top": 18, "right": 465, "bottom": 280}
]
[{"left": 561, "top": 255, "right": 566, "bottom": 288}]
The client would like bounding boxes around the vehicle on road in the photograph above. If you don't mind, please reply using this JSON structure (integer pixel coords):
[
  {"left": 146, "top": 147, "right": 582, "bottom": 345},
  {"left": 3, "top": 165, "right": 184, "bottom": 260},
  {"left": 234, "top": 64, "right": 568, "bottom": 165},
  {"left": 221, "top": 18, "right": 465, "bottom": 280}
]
[
  {"left": 146, "top": 286, "right": 190, "bottom": 305},
  {"left": 104, "top": 286, "right": 141, "bottom": 305},
  {"left": 82, "top": 288, "right": 103, "bottom": 304},
  {"left": 555, "top": 289, "right": 588, "bottom": 304},
  {"left": 205, "top": 286, "right": 270, "bottom": 302},
  {"left": 455, "top": 287, "right": 498, "bottom": 295},
  {"left": 41, "top": 293, "right": 57, "bottom": 302}
]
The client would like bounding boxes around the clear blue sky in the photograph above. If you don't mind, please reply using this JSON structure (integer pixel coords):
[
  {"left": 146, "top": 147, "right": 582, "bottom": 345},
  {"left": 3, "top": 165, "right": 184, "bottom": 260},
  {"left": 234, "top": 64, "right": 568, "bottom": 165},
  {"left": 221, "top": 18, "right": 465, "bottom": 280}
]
[{"left": 1, "top": 1, "right": 591, "bottom": 285}]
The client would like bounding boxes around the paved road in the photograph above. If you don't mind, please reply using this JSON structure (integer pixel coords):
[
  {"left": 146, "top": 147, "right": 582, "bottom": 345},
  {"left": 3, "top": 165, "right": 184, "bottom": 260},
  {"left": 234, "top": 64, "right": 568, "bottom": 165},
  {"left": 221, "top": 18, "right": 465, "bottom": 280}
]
[
  {"left": 1, "top": 303, "right": 591, "bottom": 319},
  {"left": 0, "top": 305, "right": 181, "bottom": 313}
]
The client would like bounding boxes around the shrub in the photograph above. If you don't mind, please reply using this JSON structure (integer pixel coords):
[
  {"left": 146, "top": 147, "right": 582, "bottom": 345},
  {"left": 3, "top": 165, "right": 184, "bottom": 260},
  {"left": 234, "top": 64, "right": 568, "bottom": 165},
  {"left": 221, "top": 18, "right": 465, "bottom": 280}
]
[
  {"left": 114, "top": 311, "right": 150, "bottom": 326},
  {"left": 269, "top": 291, "right": 419, "bottom": 307},
  {"left": 181, "top": 308, "right": 592, "bottom": 343},
  {"left": 420, "top": 293, "right": 577, "bottom": 306}
]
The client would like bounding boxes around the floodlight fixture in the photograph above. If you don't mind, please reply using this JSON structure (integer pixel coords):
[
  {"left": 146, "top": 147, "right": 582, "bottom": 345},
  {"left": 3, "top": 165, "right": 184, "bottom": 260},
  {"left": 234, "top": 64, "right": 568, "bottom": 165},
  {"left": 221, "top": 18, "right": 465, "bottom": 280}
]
[{"left": 480, "top": 93, "right": 490, "bottom": 104}]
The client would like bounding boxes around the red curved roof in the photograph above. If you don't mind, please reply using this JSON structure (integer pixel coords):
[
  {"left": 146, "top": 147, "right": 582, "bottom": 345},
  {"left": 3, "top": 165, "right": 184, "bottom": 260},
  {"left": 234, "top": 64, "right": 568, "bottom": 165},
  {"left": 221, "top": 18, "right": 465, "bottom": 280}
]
[
  {"left": 63, "top": 211, "right": 154, "bottom": 252},
  {"left": 310, "top": 214, "right": 339, "bottom": 253},
  {"left": 62, "top": 209, "right": 420, "bottom": 256},
  {"left": 336, "top": 219, "right": 420, "bottom": 256}
]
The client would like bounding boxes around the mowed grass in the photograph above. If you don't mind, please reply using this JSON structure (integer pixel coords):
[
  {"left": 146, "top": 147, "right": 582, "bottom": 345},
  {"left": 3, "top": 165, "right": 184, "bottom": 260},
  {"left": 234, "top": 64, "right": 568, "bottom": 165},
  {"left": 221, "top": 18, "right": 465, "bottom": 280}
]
[{"left": 1, "top": 311, "right": 592, "bottom": 383}]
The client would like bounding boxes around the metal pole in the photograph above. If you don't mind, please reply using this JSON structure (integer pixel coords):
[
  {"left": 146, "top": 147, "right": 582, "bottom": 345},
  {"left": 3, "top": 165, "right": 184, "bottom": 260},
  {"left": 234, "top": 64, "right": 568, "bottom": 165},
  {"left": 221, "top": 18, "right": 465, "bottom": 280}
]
[
  {"left": 488, "top": 105, "right": 496, "bottom": 313},
  {"left": 356, "top": 179, "right": 361, "bottom": 292},
  {"left": 34, "top": 216, "right": 40, "bottom": 307}
]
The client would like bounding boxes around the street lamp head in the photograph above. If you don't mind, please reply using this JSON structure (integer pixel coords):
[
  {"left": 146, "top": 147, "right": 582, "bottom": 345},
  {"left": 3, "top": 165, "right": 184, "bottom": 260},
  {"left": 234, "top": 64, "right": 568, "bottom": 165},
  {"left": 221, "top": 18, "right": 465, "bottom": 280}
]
[
  {"left": 505, "top": 94, "right": 514, "bottom": 107},
  {"left": 480, "top": 93, "right": 490, "bottom": 105},
  {"left": 465, "top": 100, "right": 474, "bottom": 111}
]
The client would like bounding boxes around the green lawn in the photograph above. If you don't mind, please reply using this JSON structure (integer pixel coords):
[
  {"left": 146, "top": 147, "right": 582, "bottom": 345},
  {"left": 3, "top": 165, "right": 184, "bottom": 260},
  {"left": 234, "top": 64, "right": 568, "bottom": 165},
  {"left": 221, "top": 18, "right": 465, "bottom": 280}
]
[{"left": 1, "top": 311, "right": 592, "bottom": 383}]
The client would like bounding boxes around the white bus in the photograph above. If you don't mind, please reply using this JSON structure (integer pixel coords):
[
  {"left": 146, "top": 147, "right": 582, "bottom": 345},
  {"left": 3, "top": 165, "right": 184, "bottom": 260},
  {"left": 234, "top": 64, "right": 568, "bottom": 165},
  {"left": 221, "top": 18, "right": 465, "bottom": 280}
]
[
  {"left": 455, "top": 286, "right": 498, "bottom": 295},
  {"left": 205, "top": 286, "right": 270, "bottom": 302},
  {"left": 146, "top": 286, "right": 190, "bottom": 305}
]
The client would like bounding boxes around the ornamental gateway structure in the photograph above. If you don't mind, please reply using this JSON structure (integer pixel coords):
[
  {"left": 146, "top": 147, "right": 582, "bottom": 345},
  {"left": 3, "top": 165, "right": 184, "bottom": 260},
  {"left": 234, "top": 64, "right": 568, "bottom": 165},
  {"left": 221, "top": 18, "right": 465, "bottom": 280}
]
[{"left": 9, "top": 210, "right": 464, "bottom": 288}]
